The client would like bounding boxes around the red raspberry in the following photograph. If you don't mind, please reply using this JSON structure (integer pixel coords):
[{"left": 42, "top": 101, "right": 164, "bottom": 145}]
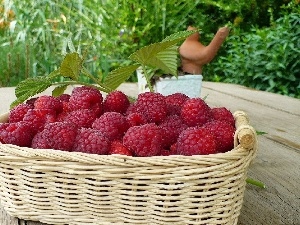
[
  {"left": 103, "top": 90, "right": 130, "bottom": 114},
  {"left": 57, "top": 109, "right": 97, "bottom": 128},
  {"left": 68, "top": 86, "right": 103, "bottom": 116},
  {"left": 159, "top": 149, "right": 172, "bottom": 156},
  {"left": 158, "top": 115, "right": 188, "bottom": 148},
  {"left": 71, "top": 86, "right": 99, "bottom": 95},
  {"left": 180, "top": 98, "right": 212, "bottom": 127},
  {"left": 204, "top": 120, "right": 235, "bottom": 153},
  {"left": 31, "top": 131, "right": 50, "bottom": 149},
  {"left": 211, "top": 107, "right": 235, "bottom": 127},
  {"left": 73, "top": 128, "right": 110, "bottom": 155},
  {"left": 23, "top": 109, "right": 57, "bottom": 134},
  {"left": 9, "top": 103, "right": 33, "bottom": 123},
  {"left": 0, "top": 121, "right": 33, "bottom": 147},
  {"left": 56, "top": 94, "right": 71, "bottom": 112},
  {"left": 34, "top": 95, "right": 63, "bottom": 115},
  {"left": 92, "top": 112, "right": 129, "bottom": 141},
  {"left": 56, "top": 94, "right": 70, "bottom": 103},
  {"left": 165, "top": 93, "right": 189, "bottom": 115},
  {"left": 32, "top": 122, "right": 78, "bottom": 151},
  {"left": 134, "top": 92, "right": 167, "bottom": 124},
  {"left": 176, "top": 126, "right": 216, "bottom": 155},
  {"left": 26, "top": 97, "right": 38, "bottom": 106},
  {"left": 109, "top": 140, "right": 133, "bottom": 156},
  {"left": 0, "top": 123, "right": 9, "bottom": 143},
  {"left": 125, "top": 103, "right": 137, "bottom": 115},
  {"left": 123, "top": 123, "right": 163, "bottom": 157},
  {"left": 170, "top": 142, "right": 178, "bottom": 154},
  {"left": 126, "top": 112, "right": 147, "bottom": 127}
]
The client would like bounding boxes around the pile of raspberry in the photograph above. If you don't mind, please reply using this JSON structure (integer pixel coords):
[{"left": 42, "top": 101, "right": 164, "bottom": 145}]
[{"left": 0, "top": 86, "right": 236, "bottom": 157}]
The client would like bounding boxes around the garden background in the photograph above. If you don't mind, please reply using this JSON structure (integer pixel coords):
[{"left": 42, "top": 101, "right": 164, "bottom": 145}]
[{"left": 0, "top": 0, "right": 299, "bottom": 98}]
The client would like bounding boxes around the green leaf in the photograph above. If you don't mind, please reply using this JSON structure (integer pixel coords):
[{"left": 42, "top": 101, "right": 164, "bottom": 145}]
[
  {"left": 47, "top": 69, "right": 61, "bottom": 80},
  {"left": 161, "top": 30, "right": 198, "bottom": 43},
  {"left": 60, "top": 52, "right": 82, "bottom": 80},
  {"left": 246, "top": 178, "right": 266, "bottom": 189},
  {"left": 10, "top": 77, "right": 52, "bottom": 108},
  {"left": 256, "top": 130, "right": 268, "bottom": 135},
  {"left": 129, "top": 30, "right": 197, "bottom": 67},
  {"left": 151, "top": 46, "right": 179, "bottom": 76},
  {"left": 66, "top": 34, "right": 76, "bottom": 53},
  {"left": 104, "top": 64, "right": 140, "bottom": 91},
  {"left": 202, "top": 94, "right": 209, "bottom": 101},
  {"left": 52, "top": 84, "right": 68, "bottom": 97}
]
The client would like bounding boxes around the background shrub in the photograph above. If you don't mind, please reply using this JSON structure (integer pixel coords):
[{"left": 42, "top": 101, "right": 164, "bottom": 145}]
[
  {"left": 205, "top": 8, "right": 300, "bottom": 98},
  {"left": 0, "top": 0, "right": 299, "bottom": 98}
]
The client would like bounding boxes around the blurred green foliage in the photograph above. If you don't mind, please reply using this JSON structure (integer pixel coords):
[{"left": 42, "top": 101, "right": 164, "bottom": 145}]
[
  {"left": 0, "top": 0, "right": 299, "bottom": 98},
  {"left": 205, "top": 2, "right": 300, "bottom": 98}
]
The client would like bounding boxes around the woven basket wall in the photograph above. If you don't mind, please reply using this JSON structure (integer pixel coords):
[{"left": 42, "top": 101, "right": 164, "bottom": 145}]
[{"left": 0, "top": 111, "right": 257, "bottom": 225}]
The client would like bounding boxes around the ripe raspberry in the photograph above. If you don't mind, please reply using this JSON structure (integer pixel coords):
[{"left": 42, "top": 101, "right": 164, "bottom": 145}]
[
  {"left": 0, "top": 123, "right": 9, "bottom": 143},
  {"left": 73, "top": 127, "right": 110, "bottom": 155},
  {"left": 170, "top": 142, "right": 178, "bottom": 154},
  {"left": 125, "top": 103, "right": 137, "bottom": 115},
  {"left": 71, "top": 86, "right": 99, "bottom": 95},
  {"left": 159, "top": 149, "right": 172, "bottom": 156},
  {"left": 56, "top": 94, "right": 71, "bottom": 103},
  {"left": 9, "top": 103, "right": 33, "bottom": 123},
  {"left": 126, "top": 112, "right": 147, "bottom": 127},
  {"left": 109, "top": 140, "right": 133, "bottom": 156},
  {"left": 180, "top": 98, "right": 212, "bottom": 127},
  {"left": 103, "top": 90, "right": 130, "bottom": 114},
  {"left": 57, "top": 109, "right": 97, "bottom": 128},
  {"left": 92, "top": 112, "right": 129, "bottom": 141},
  {"left": 56, "top": 94, "right": 71, "bottom": 112},
  {"left": 68, "top": 86, "right": 103, "bottom": 116},
  {"left": 123, "top": 123, "right": 163, "bottom": 157},
  {"left": 23, "top": 109, "right": 57, "bottom": 134},
  {"left": 204, "top": 120, "right": 235, "bottom": 153},
  {"left": 31, "top": 131, "right": 50, "bottom": 149},
  {"left": 158, "top": 115, "right": 188, "bottom": 148},
  {"left": 165, "top": 92, "right": 189, "bottom": 116},
  {"left": 211, "top": 107, "right": 235, "bottom": 127},
  {"left": 34, "top": 95, "right": 63, "bottom": 115},
  {"left": 26, "top": 97, "right": 38, "bottom": 106},
  {"left": 134, "top": 92, "right": 167, "bottom": 124},
  {"left": 32, "top": 122, "right": 78, "bottom": 151},
  {"left": 176, "top": 126, "right": 216, "bottom": 155},
  {"left": 0, "top": 122, "right": 33, "bottom": 147}
]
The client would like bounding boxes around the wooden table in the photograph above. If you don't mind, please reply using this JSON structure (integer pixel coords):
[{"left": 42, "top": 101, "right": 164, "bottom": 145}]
[{"left": 0, "top": 82, "right": 299, "bottom": 225}]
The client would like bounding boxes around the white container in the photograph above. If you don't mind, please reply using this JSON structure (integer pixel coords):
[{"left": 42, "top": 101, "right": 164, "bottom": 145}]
[{"left": 137, "top": 69, "right": 203, "bottom": 98}]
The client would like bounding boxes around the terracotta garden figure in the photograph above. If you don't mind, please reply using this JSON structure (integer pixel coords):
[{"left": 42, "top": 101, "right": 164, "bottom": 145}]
[{"left": 179, "top": 25, "right": 230, "bottom": 75}]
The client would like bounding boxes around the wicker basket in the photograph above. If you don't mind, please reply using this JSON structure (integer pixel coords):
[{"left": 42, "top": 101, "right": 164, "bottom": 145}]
[{"left": 0, "top": 111, "right": 257, "bottom": 225}]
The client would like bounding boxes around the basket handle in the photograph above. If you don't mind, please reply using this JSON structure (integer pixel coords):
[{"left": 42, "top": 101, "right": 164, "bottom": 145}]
[
  {"left": 0, "top": 112, "right": 9, "bottom": 123},
  {"left": 233, "top": 111, "right": 257, "bottom": 149}
]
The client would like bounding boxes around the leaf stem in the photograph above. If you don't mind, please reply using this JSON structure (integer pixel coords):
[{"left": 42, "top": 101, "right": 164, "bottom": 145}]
[
  {"left": 246, "top": 178, "right": 266, "bottom": 189},
  {"left": 81, "top": 66, "right": 101, "bottom": 85},
  {"left": 81, "top": 67, "right": 113, "bottom": 93},
  {"left": 53, "top": 80, "right": 110, "bottom": 93},
  {"left": 142, "top": 65, "right": 154, "bottom": 92}
]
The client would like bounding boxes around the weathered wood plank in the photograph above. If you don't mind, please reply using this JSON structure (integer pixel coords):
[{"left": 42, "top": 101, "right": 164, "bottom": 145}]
[
  {"left": 202, "top": 82, "right": 300, "bottom": 116},
  {"left": 238, "top": 136, "right": 300, "bottom": 225},
  {"left": 0, "top": 206, "right": 18, "bottom": 225}
]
